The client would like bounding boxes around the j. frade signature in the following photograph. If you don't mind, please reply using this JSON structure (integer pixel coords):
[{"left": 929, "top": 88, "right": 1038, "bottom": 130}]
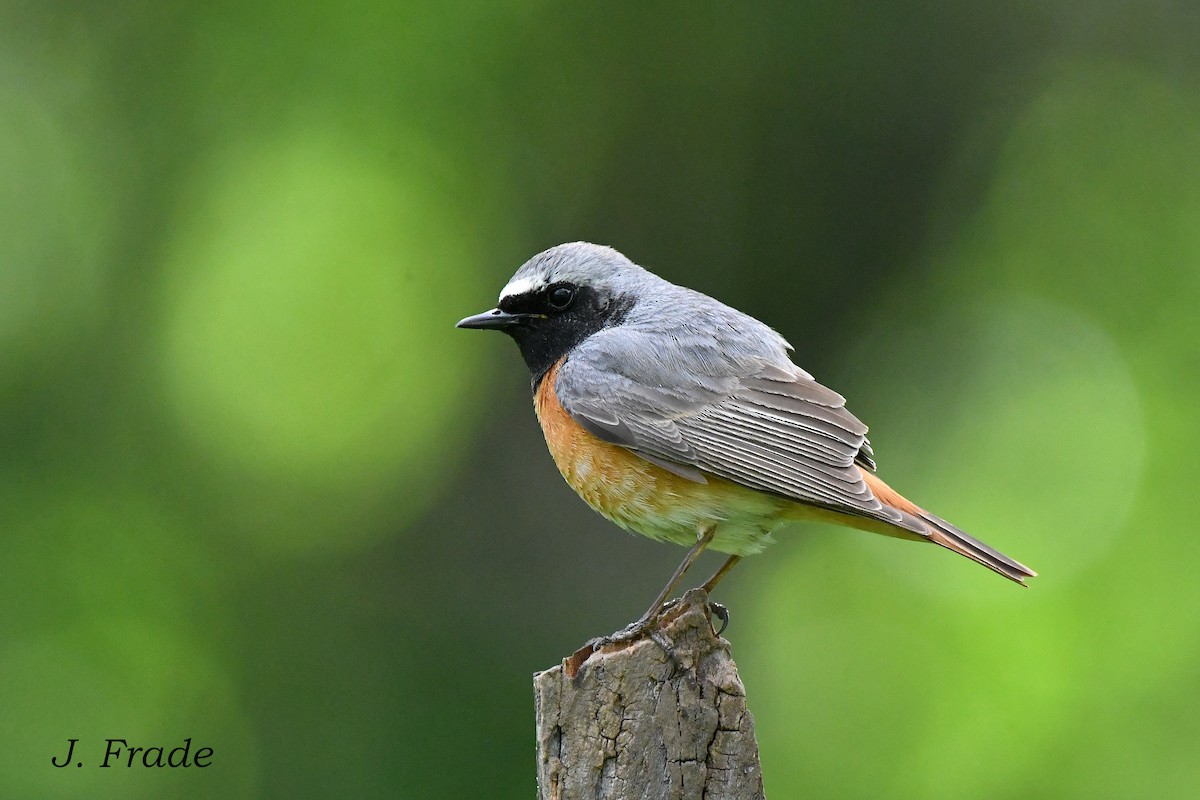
[{"left": 51, "top": 738, "right": 213, "bottom": 768}]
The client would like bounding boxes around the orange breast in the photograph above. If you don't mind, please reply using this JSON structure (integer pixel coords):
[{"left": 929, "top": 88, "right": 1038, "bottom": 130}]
[
  {"left": 532, "top": 359, "right": 789, "bottom": 554},
  {"left": 534, "top": 361, "right": 684, "bottom": 519}
]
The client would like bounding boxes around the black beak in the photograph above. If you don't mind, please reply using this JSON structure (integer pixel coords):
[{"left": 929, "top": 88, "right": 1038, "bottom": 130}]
[{"left": 455, "top": 308, "right": 529, "bottom": 330}]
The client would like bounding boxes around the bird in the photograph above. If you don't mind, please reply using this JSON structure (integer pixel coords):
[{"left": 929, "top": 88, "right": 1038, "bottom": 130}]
[{"left": 457, "top": 242, "right": 1035, "bottom": 638}]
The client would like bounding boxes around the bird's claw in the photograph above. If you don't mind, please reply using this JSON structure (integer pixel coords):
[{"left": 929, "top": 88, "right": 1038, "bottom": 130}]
[{"left": 708, "top": 601, "right": 730, "bottom": 636}]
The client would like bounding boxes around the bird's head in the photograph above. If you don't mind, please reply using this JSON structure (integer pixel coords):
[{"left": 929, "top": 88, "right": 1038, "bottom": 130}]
[{"left": 456, "top": 242, "right": 645, "bottom": 382}]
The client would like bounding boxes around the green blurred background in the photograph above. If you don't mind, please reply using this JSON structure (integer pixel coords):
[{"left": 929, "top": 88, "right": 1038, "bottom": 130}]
[{"left": 2, "top": 2, "right": 1198, "bottom": 797}]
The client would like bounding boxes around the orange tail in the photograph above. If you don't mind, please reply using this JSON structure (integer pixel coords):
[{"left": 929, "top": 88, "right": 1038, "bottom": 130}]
[{"left": 862, "top": 472, "right": 1037, "bottom": 586}]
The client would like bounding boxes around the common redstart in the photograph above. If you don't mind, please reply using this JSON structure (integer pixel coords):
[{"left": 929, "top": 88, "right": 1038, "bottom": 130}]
[{"left": 458, "top": 243, "right": 1035, "bottom": 635}]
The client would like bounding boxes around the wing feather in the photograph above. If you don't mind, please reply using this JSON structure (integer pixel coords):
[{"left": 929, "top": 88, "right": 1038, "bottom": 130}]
[
  {"left": 681, "top": 425, "right": 862, "bottom": 500},
  {"left": 714, "top": 406, "right": 850, "bottom": 464},
  {"left": 556, "top": 340, "right": 898, "bottom": 525}
]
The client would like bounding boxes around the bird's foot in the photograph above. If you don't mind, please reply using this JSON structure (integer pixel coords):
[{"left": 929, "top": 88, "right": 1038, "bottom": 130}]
[
  {"left": 588, "top": 611, "right": 662, "bottom": 651},
  {"left": 592, "top": 593, "right": 729, "bottom": 650},
  {"left": 563, "top": 592, "right": 730, "bottom": 679},
  {"left": 589, "top": 594, "right": 725, "bottom": 646},
  {"left": 565, "top": 613, "right": 662, "bottom": 679},
  {"left": 588, "top": 610, "right": 689, "bottom": 672},
  {"left": 661, "top": 597, "right": 730, "bottom": 636},
  {"left": 709, "top": 601, "right": 730, "bottom": 636}
]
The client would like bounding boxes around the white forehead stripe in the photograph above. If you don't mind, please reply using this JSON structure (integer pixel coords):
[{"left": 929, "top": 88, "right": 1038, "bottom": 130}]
[{"left": 499, "top": 275, "right": 545, "bottom": 301}]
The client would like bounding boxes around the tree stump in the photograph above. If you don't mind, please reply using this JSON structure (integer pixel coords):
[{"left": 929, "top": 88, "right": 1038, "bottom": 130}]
[{"left": 534, "top": 589, "right": 766, "bottom": 799}]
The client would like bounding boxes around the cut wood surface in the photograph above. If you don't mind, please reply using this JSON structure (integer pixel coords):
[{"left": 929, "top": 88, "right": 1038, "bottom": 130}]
[{"left": 534, "top": 589, "right": 766, "bottom": 800}]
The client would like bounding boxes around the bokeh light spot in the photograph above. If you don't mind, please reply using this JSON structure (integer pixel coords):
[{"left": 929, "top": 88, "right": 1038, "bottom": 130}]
[
  {"left": 979, "top": 61, "right": 1200, "bottom": 341},
  {"left": 0, "top": 483, "right": 217, "bottom": 639},
  {"left": 853, "top": 294, "right": 1145, "bottom": 595},
  {"left": 0, "top": 621, "right": 257, "bottom": 800},
  {"left": 158, "top": 126, "right": 485, "bottom": 551},
  {"left": 740, "top": 295, "right": 1146, "bottom": 796},
  {"left": 0, "top": 483, "right": 254, "bottom": 797}
]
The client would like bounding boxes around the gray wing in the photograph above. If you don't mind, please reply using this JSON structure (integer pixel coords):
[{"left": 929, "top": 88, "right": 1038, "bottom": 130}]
[{"left": 555, "top": 328, "right": 916, "bottom": 528}]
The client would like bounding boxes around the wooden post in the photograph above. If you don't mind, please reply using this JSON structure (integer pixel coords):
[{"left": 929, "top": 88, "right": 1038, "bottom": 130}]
[{"left": 534, "top": 589, "right": 766, "bottom": 799}]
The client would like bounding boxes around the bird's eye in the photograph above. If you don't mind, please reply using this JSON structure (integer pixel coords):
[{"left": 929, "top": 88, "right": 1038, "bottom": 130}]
[{"left": 547, "top": 284, "right": 576, "bottom": 311}]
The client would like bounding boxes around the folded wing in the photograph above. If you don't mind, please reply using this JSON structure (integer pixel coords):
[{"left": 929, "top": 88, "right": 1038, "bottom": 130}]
[{"left": 555, "top": 337, "right": 921, "bottom": 533}]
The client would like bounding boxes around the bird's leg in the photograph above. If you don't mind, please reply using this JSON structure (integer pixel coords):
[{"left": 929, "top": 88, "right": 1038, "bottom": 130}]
[
  {"left": 660, "top": 554, "right": 741, "bottom": 637},
  {"left": 701, "top": 554, "right": 741, "bottom": 594},
  {"left": 595, "top": 525, "right": 716, "bottom": 646},
  {"left": 661, "top": 552, "right": 742, "bottom": 617},
  {"left": 640, "top": 525, "right": 717, "bottom": 622}
]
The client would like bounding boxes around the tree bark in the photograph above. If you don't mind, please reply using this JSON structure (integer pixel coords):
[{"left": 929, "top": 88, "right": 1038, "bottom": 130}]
[{"left": 534, "top": 589, "right": 766, "bottom": 800}]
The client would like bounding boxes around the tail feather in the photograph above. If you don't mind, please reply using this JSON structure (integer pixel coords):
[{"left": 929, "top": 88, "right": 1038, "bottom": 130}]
[
  {"left": 919, "top": 510, "right": 1037, "bottom": 586},
  {"left": 860, "top": 470, "right": 1036, "bottom": 585}
]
